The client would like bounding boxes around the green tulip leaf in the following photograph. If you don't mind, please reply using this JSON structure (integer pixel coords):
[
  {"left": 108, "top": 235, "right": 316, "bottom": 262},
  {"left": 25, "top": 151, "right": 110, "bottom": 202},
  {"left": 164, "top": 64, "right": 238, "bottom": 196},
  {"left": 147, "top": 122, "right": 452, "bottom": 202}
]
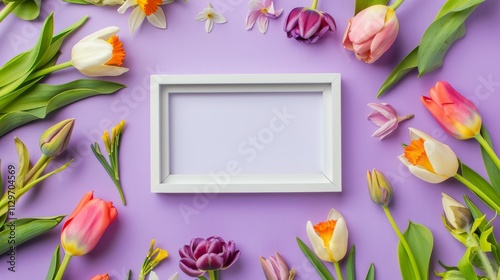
[
  {"left": 460, "top": 162, "right": 500, "bottom": 211},
  {"left": 377, "top": 47, "right": 418, "bottom": 97},
  {"left": 45, "top": 245, "right": 61, "bottom": 280},
  {"left": 346, "top": 245, "right": 356, "bottom": 280},
  {"left": 0, "top": 215, "right": 65, "bottom": 255},
  {"left": 457, "top": 248, "right": 479, "bottom": 279},
  {"left": 435, "top": 269, "right": 467, "bottom": 279},
  {"left": 354, "top": 0, "right": 389, "bottom": 14},
  {"left": 417, "top": 0, "right": 484, "bottom": 76},
  {"left": 398, "top": 222, "right": 433, "bottom": 280},
  {"left": 12, "top": 0, "right": 41, "bottom": 20},
  {"left": 0, "top": 80, "right": 125, "bottom": 137},
  {"left": 479, "top": 126, "right": 500, "bottom": 194},
  {"left": 365, "top": 263, "right": 375, "bottom": 280},
  {"left": 13, "top": 137, "right": 30, "bottom": 189},
  {"left": 296, "top": 237, "right": 335, "bottom": 280}
]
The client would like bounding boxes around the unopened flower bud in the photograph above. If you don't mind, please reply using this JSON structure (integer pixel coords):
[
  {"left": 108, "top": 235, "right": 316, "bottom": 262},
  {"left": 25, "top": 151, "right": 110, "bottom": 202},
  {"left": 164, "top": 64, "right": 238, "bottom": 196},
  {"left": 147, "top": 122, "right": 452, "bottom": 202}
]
[
  {"left": 90, "top": 273, "right": 110, "bottom": 280},
  {"left": 40, "top": 119, "right": 75, "bottom": 157},
  {"left": 442, "top": 193, "right": 472, "bottom": 233},
  {"left": 367, "top": 169, "right": 393, "bottom": 207}
]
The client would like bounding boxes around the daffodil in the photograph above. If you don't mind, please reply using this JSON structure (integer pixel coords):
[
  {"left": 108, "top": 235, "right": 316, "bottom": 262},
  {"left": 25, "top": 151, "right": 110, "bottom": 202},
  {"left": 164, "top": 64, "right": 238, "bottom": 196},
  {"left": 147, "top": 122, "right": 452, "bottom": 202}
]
[
  {"left": 196, "top": 3, "right": 227, "bottom": 33},
  {"left": 71, "top": 27, "right": 129, "bottom": 77},
  {"left": 306, "top": 208, "right": 348, "bottom": 262},
  {"left": 118, "top": 0, "right": 167, "bottom": 33}
]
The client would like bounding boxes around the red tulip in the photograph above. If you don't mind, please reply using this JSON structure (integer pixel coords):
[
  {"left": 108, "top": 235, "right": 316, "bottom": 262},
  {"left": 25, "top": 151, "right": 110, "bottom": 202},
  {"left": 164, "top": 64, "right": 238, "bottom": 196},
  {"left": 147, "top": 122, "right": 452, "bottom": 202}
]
[{"left": 61, "top": 191, "right": 117, "bottom": 256}]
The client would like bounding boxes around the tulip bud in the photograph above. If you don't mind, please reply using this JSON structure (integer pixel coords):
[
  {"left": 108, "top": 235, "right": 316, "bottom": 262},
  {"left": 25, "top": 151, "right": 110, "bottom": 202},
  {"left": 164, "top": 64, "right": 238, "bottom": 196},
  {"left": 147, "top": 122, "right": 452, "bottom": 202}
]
[
  {"left": 260, "top": 252, "right": 296, "bottom": 280},
  {"left": 442, "top": 193, "right": 472, "bottom": 233},
  {"left": 367, "top": 169, "right": 393, "bottom": 207},
  {"left": 40, "top": 118, "right": 75, "bottom": 157}
]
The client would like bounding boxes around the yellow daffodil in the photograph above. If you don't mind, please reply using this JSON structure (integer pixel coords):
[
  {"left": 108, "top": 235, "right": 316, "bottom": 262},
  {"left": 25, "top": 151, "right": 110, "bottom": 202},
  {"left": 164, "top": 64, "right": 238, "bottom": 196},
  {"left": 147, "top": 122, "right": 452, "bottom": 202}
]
[
  {"left": 306, "top": 208, "right": 348, "bottom": 262},
  {"left": 118, "top": 0, "right": 167, "bottom": 33},
  {"left": 71, "top": 26, "right": 128, "bottom": 77}
]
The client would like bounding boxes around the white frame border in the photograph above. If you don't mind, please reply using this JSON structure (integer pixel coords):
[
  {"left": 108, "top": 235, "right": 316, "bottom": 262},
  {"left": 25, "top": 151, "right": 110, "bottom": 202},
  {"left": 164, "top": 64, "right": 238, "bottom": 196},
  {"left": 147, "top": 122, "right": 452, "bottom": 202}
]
[{"left": 150, "top": 73, "right": 341, "bottom": 193}]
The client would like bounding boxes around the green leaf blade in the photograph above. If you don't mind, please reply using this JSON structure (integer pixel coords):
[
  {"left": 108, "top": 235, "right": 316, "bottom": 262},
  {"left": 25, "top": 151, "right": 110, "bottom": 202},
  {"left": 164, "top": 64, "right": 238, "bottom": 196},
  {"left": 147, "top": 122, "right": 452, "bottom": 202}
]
[
  {"left": 365, "top": 263, "right": 375, "bottom": 280},
  {"left": 398, "top": 222, "right": 433, "bottom": 280},
  {"left": 296, "top": 237, "right": 335, "bottom": 280},
  {"left": 377, "top": 47, "right": 418, "bottom": 97},
  {"left": 45, "top": 245, "right": 61, "bottom": 280},
  {"left": 347, "top": 245, "right": 356, "bottom": 280}
]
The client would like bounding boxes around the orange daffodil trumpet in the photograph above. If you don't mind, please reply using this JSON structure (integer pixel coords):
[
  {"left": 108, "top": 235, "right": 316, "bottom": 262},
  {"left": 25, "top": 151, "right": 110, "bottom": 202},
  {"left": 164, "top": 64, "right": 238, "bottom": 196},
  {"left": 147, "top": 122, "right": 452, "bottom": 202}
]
[
  {"left": 399, "top": 128, "right": 459, "bottom": 184},
  {"left": 342, "top": 0, "right": 403, "bottom": 63},
  {"left": 118, "top": 0, "right": 167, "bottom": 33},
  {"left": 71, "top": 27, "right": 128, "bottom": 77},
  {"left": 422, "top": 81, "right": 481, "bottom": 140},
  {"left": 306, "top": 208, "right": 348, "bottom": 262}
]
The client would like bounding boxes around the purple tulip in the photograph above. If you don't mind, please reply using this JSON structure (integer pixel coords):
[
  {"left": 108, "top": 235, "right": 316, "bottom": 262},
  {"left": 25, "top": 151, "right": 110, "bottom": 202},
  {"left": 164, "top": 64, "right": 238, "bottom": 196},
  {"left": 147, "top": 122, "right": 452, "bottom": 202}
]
[
  {"left": 284, "top": 7, "right": 336, "bottom": 44},
  {"left": 179, "top": 236, "right": 241, "bottom": 277}
]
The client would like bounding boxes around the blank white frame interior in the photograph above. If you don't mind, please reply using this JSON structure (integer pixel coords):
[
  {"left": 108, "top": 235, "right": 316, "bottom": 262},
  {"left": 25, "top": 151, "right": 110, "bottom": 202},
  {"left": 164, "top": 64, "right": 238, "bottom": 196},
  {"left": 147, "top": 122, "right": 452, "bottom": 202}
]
[{"left": 150, "top": 73, "right": 341, "bottom": 193}]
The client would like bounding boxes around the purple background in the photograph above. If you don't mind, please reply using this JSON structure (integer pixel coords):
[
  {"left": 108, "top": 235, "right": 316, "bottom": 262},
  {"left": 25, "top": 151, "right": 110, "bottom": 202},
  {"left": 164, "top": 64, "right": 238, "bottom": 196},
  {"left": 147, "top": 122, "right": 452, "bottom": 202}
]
[{"left": 1, "top": 0, "right": 500, "bottom": 279}]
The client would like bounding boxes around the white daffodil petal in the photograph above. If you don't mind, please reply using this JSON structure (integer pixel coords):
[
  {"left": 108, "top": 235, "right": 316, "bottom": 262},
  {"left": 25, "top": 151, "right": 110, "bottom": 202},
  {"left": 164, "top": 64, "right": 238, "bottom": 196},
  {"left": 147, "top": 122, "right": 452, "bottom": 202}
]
[
  {"left": 424, "top": 140, "right": 459, "bottom": 177},
  {"left": 398, "top": 154, "right": 411, "bottom": 167},
  {"left": 118, "top": 0, "right": 136, "bottom": 14},
  {"left": 205, "top": 19, "right": 214, "bottom": 33},
  {"left": 326, "top": 208, "right": 343, "bottom": 221},
  {"left": 168, "top": 272, "right": 181, "bottom": 280},
  {"left": 306, "top": 221, "right": 332, "bottom": 261},
  {"left": 147, "top": 8, "right": 167, "bottom": 29},
  {"left": 211, "top": 12, "right": 227, "bottom": 23},
  {"left": 78, "top": 65, "right": 129, "bottom": 77},
  {"left": 408, "top": 165, "right": 448, "bottom": 183},
  {"left": 129, "top": 6, "right": 146, "bottom": 33},
  {"left": 408, "top": 127, "right": 432, "bottom": 141},
  {"left": 78, "top": 26, "right": 120, "bottom": 43},
  {"left": 71, "top": 40, "right": 113, "bottom": 70},
  {"left": 149, "top": 271, "right": 160, "bottom": 280},
  {"left": 330, "top": 217, "right": 348, "bottom": 261}
]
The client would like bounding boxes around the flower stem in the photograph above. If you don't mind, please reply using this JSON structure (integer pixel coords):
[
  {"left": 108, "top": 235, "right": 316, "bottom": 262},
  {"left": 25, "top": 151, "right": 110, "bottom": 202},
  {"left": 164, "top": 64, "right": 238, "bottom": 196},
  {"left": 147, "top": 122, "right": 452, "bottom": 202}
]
[
  {"left": 467, "top": 232, "right": 497, "bottom": 280},
  {"left": 311, "top": 0, "right": 318, "bottom": 9},
  {"left": 0, "top": 2, "right": 19, "bottom": 22},
  {"left": 389, "top": 0, "right": 404, "bottom": 10},
  {"left": 26, "top": 61, "right": 73, "bottom": 82},
  {"left": 54, "top": 253, "right": 72, "bottom": 280},
  {"left": 208, "top": 270, "right": 216, "bottom": 280},
  {"left": 383, "top": 206, "right": 422, "bottom": 280},
  {"left": 333, "top": 261, "right": 343, "bottom": 280},
  {"left": 454, "top": 174, "right": 500, "bottom": 213},
  {"left": 24, "top": 155, "right": 50, "bottom": 185},
  {"left": 474, "top": 133, "right": 500, "bottom": 172},
  {"left": 398, "top": 114, "right": 414, "bottom": 123}
]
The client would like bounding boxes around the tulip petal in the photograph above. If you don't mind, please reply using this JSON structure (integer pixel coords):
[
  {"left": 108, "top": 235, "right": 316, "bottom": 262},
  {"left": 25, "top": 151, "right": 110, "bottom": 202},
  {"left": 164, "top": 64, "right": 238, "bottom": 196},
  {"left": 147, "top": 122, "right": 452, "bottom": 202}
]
[
  {"left": 149, "top": 271, "right": 160, "bottom": 280},
  {"left": 342, "top": 20, "right": 354, "bottom": 50},
  {"left": 63, "top": 191, "right": 94, "bottom": 231},
  {"left": 260, "top": 257, "right": 279, "bottom": 280},
  {"left": 196, "top": 253, "right": 225, "bottom": 270},
  {"left": 298, "top": 9, "right": 321, "bottom": 39},
  {"left": 409, "top": 127, "right": 433, "bottom": 142},
  {"left": 348, "top": 5, "right": 386, "bottom": 44},
  {"left": 367, "top": 112, "right": 390, "bottom": 126},
  {"left": 179, "top": 258, "right": 204, "bottom": 277},
  {"left": 71, "top": 40, "right": 113, "bottom": 71},
  {"left": 368, "top": 16, "right": 398, "bottom": 63},
  {"left": 408, "top": 164, "right": 449, "bottom": 183},
  {"left": 79, "top": 26, "right": 120, "bottom": 43},
  {"left": 371, "top": 118, "right": 397, "bottom": 139},
  {"left": 367, "top": 103, "right": 397, "bottom": 119},
  {"left": 147, "top": 8, "right": 167, "bottom": 29},
  {"left": 284, "top": 7, "right": 303, "bottom": 32},
  {"left": 330, "top": 217, "right": 348, "bottom": 261},
  {"left": 424, "top": 140, "right": 459, "bottom": 177},
  {"left": 306, "top": 221, "right": 332, "bottom": 261},
  {"left": 248, "top": 0, "right": 264, "bottom": 10},
  {"left": 129, "top": 6, "right": 146, "bottom": 33},
  {"left": 326, "top": 208, "right": 343, "bottom": 221}
]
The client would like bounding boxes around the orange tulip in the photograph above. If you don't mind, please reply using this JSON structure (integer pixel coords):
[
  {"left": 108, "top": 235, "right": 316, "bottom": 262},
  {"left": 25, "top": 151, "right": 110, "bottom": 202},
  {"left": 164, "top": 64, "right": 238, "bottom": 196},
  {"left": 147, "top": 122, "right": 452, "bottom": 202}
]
[{"left": 61, "top": 191, "right": 117, "bottom": 256}]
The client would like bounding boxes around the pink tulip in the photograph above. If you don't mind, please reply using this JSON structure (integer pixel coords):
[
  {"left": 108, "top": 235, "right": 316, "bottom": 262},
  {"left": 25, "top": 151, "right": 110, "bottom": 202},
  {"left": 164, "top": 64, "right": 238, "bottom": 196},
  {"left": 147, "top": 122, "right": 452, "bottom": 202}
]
[
  {"left": 61, "top": 191, "right": 117, "bottom": 256},
  {"left": 90, "top": 274, "right": 110, "bottom": 280},
  {"left": 342, "top": 5, "right": 399, "bottom": 63},
  {"left": 367, "top": 103, "right": 413, "bottom": 140},
  {"left": 284, "top": 7, "right": 336, "bottom": 44},
  {"left": 421, "top": 81, "right": 482, "bottom": 140}
]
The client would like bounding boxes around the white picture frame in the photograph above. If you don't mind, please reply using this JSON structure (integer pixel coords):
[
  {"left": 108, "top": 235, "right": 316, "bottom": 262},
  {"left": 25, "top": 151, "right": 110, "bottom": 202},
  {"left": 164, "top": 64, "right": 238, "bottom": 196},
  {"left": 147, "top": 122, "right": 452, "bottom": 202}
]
[{"left": 150, "top": 73, "right": 341, "bottom": 193}]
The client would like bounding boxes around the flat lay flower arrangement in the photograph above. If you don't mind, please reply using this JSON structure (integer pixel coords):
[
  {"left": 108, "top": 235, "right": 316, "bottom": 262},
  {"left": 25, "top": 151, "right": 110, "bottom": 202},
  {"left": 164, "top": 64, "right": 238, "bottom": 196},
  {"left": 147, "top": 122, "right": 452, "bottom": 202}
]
[{"left": 0, "top": 0, "right": 498, "bottom": 279}]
